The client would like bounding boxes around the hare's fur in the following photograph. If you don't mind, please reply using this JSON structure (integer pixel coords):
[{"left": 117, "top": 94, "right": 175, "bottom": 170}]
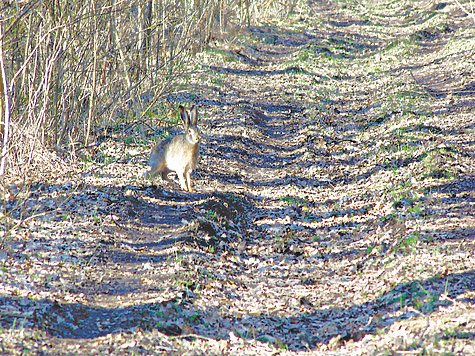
[{"left": 145, "top": 105, "right": 201, "bottom": 192}]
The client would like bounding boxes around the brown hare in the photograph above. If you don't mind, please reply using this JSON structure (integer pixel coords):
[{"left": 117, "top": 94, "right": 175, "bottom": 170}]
[{"left": 144, "top": 105, "right": 201, "bottom": 192}]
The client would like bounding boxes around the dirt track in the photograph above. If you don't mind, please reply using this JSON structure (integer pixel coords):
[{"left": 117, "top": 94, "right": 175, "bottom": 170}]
[{"left": 1, "top": 1, "right": 474, "bottom": 354}]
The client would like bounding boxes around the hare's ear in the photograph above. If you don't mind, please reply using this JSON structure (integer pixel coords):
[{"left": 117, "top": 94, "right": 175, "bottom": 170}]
[
  {"left": 189, "top": 105, "right": 198, "bottom": 125},
  {"left": 179, "top": 105, "right": 189, "bottom": 128}
]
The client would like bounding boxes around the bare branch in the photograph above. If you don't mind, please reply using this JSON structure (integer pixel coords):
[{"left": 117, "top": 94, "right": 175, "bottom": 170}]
[
  {"left": 0, "top": 23, "right": 11, "bottom": 176},
  {"left": 453, "top": 0, "right": 475, "bottom": 24}
]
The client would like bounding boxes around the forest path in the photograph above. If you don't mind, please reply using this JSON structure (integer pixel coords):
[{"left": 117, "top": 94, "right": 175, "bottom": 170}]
[{"left": 2, "top": 1, "right": 474, "bottom": 354}]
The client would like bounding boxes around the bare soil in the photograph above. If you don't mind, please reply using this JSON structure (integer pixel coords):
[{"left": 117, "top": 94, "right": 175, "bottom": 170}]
[{"left": 1, "top": 1, "right": 474, "bottom": 355}]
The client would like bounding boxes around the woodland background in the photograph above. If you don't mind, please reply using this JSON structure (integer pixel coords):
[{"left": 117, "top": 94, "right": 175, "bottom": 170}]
[
  {"left": 0, "top": 0, "right": 301, "bottom": 179},
  {"left": 0, "top": 0, "right": 474, "bottom": 355}
]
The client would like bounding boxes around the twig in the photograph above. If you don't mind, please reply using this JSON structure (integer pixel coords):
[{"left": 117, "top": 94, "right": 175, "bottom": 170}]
[
  {"left": 171, "top": 333, "right": 218, "bottom": 341},
  {"left": 85, "top": 0, "right": 99, "bottom": 146},
  {"left": 0, "top": 24, "right": 11, "bottom": 176},
  {"left": 453, "top": 0, "right": 475, "bottom": 25},
  {"left": 409, "top": 70, "right": 437, "bottom": 98}
]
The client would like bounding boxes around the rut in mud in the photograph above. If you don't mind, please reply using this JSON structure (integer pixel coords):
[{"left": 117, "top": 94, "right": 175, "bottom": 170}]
[{"left": 1, "top": 1, "right": 474, "bottom": 354}]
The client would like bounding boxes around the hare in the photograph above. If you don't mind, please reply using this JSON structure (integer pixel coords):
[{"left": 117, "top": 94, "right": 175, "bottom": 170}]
[{"left": 144, "top": 105, "right": 201, "bottom": 192}]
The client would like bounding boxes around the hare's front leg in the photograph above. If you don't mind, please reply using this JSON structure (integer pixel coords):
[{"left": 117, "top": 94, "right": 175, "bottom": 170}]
[
  {"left": 185, "top": 171, "right": 193, "bottom": 192},
  {"left": 178, "top": 173, "right": 188, "bottom": 191}
]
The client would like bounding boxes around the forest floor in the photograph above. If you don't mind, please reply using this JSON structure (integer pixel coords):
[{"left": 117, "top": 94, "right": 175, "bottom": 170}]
[{"left": 1, "top": 1, "right": 474, "bottom": 355}]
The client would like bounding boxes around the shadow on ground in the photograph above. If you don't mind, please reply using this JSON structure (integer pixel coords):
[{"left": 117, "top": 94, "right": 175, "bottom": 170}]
[{"left": 1, "top": 269, "right": 473, "bottom": 349}]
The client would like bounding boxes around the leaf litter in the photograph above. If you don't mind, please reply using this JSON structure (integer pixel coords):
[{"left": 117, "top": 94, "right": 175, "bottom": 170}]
[{"left": 1, "top": 0, "right": 474, "bottom": 354}]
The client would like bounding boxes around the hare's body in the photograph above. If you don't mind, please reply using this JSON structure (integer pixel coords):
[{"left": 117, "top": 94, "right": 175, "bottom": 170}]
[{"left": 145, "top": 105, "right": 201, "bottom": 192}]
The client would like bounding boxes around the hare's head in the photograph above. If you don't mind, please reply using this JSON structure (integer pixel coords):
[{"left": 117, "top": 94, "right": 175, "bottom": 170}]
[{"left": 179, "top": 105, "right": 201, "bottom": 145}]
